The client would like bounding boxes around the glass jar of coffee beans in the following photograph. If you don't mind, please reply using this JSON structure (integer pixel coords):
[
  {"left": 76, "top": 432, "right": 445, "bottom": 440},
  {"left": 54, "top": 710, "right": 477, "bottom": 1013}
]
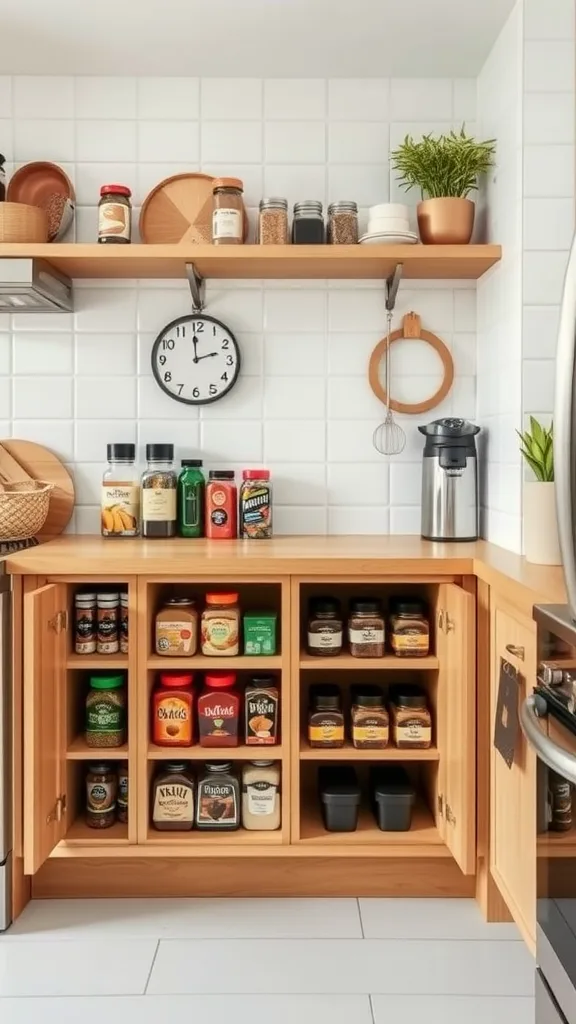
[{"left": 141, "top": 443, "right": 178, "bottom": 538}]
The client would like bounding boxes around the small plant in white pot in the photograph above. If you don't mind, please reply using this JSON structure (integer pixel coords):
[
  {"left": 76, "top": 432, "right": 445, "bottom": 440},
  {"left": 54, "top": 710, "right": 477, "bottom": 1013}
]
[{"left": 518, "top": 418, "right": 561, "bottom": 565}]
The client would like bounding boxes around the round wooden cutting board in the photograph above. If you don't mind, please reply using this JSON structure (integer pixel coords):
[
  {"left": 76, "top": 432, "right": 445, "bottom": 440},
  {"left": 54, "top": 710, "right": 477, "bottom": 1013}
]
[
  {"left": 0, "top": 440, "right": 75, "bottom": 538},
  {"left": 140, "top": 173, "right": 215, "bottom": 244}
]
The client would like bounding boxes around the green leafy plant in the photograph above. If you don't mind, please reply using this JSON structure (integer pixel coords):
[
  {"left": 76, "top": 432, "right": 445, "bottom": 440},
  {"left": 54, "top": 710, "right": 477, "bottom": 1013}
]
[
  {"left": 391, "top": 127, "right": 496, "bottom": 199},
  {"left": 517, "top": 417, "right": 554, "bottom": 482}
]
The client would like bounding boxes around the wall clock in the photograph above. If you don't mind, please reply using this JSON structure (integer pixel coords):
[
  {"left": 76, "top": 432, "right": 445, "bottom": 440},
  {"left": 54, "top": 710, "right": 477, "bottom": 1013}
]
[{"left": 151, "top": 313, "right": 241, "bottom": 406}]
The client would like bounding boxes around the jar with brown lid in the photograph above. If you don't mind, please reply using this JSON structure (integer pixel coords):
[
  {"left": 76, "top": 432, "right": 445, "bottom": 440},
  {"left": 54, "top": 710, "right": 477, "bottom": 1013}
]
[
  {"left": 350, "top": 685, "right": 389, "bottom": 749},
  {"left": 389, "top": 684, "right": 432, "bottom": 749},
  {"left": 307, "top": 597, "right": 343, "bottom": 657},
  {"left": 151, "top": 762, "right": 195, "bottom": 831},
  {"left": 212, "top": 177, "right": 244, "bottom": 245},
  {"left": 348, "top": 599, "right": 385, "bottom": 658},
  {"left": 86, "top": 763, "right": 117, "bottom": 829},
  {"left": 98, "top": 184, "right": 132, "bottom": 244},
  {"left": 155, "top": 598, "right": 198, "bottom": 657},
  {"left": 308, "top": 684, "right": 344, "bottom": 748},
  {"left": 389, "top": 598, "right": 429, "bottom": 657}
]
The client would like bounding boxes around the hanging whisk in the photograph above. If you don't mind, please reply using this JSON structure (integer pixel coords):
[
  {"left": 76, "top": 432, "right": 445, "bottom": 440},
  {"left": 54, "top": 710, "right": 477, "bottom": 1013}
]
[{"left": 373, "top": 308, "right": 406, "bottom": 456}]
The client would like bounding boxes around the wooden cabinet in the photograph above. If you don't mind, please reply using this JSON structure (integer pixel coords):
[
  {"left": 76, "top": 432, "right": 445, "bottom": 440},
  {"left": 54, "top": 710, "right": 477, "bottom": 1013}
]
[{"left": 490, "top": 595, "right": 537, "bottom": 950}]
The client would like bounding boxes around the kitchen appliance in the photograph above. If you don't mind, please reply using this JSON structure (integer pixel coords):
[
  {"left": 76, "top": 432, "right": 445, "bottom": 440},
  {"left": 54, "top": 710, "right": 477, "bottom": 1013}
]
[
  {"left": 0, "top": 258, "right": 72, "bottom": 312},
  {"left": 418, "top": 417, "right": 480, "bottom": 542},
  {"left": 0, "top": 560, "right": 11, "bottom": 931}
]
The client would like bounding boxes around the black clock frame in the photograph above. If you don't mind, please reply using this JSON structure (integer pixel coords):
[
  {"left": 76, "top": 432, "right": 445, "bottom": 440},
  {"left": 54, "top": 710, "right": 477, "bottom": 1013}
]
[{"left": 151, "top": 313, "right": 241, "bottom": 407}]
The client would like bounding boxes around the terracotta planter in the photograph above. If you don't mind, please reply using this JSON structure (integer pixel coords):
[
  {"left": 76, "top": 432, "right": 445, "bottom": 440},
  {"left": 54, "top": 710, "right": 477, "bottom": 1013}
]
[
  {"left": 417, "top": 197, "right": 475, "bottom": 245},
  {"left": 524, "top": 481, "right": 561, "bottom": 566}
]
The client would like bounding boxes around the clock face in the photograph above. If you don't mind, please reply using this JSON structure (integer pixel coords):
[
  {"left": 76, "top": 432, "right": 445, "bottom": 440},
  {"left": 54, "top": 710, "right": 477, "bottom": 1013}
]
[{"left": 151, "top": 314, "right": 241, "bottom": 406}]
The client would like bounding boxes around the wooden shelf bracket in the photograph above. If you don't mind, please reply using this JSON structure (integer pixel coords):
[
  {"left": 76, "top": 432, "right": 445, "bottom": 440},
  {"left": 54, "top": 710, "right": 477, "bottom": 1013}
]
[
  {"left": 385, "top": 263, "right": 403, "bottom": 312},
  {"left": 185, "top": 261, "right": 205, "bottom": 312}
]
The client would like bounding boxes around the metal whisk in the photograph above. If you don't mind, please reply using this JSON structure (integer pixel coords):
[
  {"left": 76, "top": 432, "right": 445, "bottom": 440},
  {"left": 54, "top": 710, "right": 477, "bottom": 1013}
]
[{"left": 373, "top": 309, "right": 406, "bottom": 457}]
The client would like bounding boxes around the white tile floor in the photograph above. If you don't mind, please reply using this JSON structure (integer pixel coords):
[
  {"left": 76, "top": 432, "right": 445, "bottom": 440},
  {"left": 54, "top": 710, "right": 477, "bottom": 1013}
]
[{"left": 0, "top": 898, "right": 535, "bottom": 1023}]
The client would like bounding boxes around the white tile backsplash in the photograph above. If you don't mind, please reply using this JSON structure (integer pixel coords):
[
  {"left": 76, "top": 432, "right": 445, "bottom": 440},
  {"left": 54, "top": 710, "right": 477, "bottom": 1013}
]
[
  {"left": 14, "top": 119, "right": 74, "bottom": 162},
  {"left": 13, "top": 76, "right": 74, "bottom": 119},
  {"left": 202, "top": 79, "right": 262, "bottom": 121},
  {"left": 137, "top": 121, "right": 199, "bottom": 163},
  {"left": 264, "top": 80, "right": 326, "bottom": 121},
  {"left": 138, "top": 77, "right": 199, "bottom": 120},
  {"left": 76, "top": 120, "right": 137, "bottom": 162},
  {"left": 75, "top": 77, "right": 137, "bottom": 119},
  {"left": 390, "top": 79, "right": 454, "bottom": 121},
  {"left": 524, "top": 41, "right": 575, "bottom": 92},
  {"left": 201, "top": 120, "right": 262, "bottom": 163},
  {"left": 265, "top": 121, "right": 326, "bottom": 164}
]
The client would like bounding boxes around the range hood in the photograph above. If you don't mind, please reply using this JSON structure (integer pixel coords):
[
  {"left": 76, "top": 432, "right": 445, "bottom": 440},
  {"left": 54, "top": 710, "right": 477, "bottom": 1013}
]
[{"left": 0, "top": 258, "right": 73, "bottom": 312}]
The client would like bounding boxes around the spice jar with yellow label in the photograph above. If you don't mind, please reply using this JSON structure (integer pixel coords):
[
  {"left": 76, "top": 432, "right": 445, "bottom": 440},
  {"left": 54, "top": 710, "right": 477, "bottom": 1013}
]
[
  {"left": 389, "top": 598, "right": 430, "bottom": 658},
  {"left": 201, "top": 593, "right": 240, "bottom": 656},
  {"left": 389, "top": 684, "right": 432, "bottom": 749},
  {"left": 155, "top": 598, "right": 198, "bottom": 657},
  {"left": 308, "top": 684, "right": 344, "bottom": 748},
  {"left": 350, "top": 685, "right": 389, "bottom": 749}
]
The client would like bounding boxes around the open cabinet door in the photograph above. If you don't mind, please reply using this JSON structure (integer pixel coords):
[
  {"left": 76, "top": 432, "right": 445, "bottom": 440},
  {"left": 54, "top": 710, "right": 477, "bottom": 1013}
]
[
  {"left": 23, "top": 584, "right": 67, "bottom": 874},
  {"left": 438, "top": 583, "right": 476, "bottom": 875}
]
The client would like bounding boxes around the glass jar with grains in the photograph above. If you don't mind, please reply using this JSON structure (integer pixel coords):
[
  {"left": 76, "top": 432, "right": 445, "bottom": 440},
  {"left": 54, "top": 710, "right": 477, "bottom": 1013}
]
[
  {"left": 212, "top": 177, "right": 244, "bottom": 245},
  {"left": 327, "top": 202, "right": 359, "bottom": 244},
  {"left": 141, "top": 443, "right": 177, "bottom": 539},
  {"left": 86, "top": 763, "right": 117, "bottom": 829},
  {"left": 98, "top": 184, "right": 132, "bottom": 244},
  {"left": 101, "top": 443, "right": 139, "bottom": 538},
  {"left": 348, "top": 599, "right": 385, "bottom": 658},
  {"left": 389, "top": 684, "right": 432, "bottom": 749},
  {"left": 85, "top": 673, "right": 126, "bottom": 748},
  {"left": 307, "top": 597, "right": 343, "bottom": 657},
  {"left": 389, "top": 598, "right": 430, "bottom": 658},
  {"left": 258, "top": 198, "right": 289, "bottom": 245}
]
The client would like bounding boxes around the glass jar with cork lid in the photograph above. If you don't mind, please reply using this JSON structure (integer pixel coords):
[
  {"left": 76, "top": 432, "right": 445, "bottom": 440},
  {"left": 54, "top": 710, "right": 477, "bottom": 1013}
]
[{"left": 212, "top": 177, "right": 244, "bottom": 245}]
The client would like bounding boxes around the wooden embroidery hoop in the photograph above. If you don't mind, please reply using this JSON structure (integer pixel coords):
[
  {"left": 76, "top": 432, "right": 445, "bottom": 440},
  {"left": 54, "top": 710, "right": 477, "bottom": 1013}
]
[{"left": 368, "top": 312, "right": 455, "bottom": 415}]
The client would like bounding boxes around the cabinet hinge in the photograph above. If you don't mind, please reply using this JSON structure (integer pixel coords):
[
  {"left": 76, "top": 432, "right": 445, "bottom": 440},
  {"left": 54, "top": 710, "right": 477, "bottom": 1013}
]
[
  {"left": 46, "top": 794, "right": 66, "bottom": 825},
  {"left": 445, "top": 613, "right": 455, "bottom": 633},
  {"left": 437, "top": 609, "right": 445, "bottom": 633},
  {"left": 437, "top": 793, "right": 444, "bottom": 817},
  {"left": 445, "top": 803, "right": 456, "bottom": 826},
  {"left": 48, "top": 610, "right": 68, "bottom": 634}
]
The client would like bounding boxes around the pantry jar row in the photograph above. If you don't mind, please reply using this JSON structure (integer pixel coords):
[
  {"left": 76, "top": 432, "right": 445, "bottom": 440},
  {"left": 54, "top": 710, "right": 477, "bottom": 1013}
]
[
  {"left": 320, "top": 765, "right": 415, "bottom": 833},
  {"left": 308, "top": 683, "right": 432, "bottom": 750},
  {"left": 102, "top": 445, "right": 273, "bottom": 540},
  {"left": 155, "top": 593, "right": 277, "bottom": 657},
  {"left": 151, "top": 760, "right": 281, "bottom": 831},
  {"left": 307, "top": 596, "right": 430, "bottom": 659},
  {"left": 75, "top": 590, "right": 128, "bottom": 656},
  {"left": 152, "top": 671, "right": 279, "bottom": 749}
]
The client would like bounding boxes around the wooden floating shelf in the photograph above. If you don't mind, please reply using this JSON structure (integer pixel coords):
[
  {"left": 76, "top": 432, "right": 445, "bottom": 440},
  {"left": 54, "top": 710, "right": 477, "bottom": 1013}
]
[
  {"left": 67, "top": 653, "right": 129, "bottom": 670},
  {"left": 148, "top": 742, "right": 284, "bottom": 760},
  {"left": 299, "top": 652, "right": 439, "bottom": 670},
  {"left": 147, "top": 654, "right": 282, "bottom": 670},
  {"left": 66, "top": 737, "right": 129, "bottom": 760},
  {"left": 297, "top": 801, "right": 448, "bottom": 857},
  {"left": 299, "top": 740, "right": 440, "bottom": 761},
  {"left": 0, "top": 243, "right": 502, "bottom": 281}
]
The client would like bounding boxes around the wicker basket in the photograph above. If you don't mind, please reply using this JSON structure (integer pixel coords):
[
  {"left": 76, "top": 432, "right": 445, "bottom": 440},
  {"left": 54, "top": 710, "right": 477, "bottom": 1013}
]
[
  {"left": 0, "top": 202, "right": 49, "bottom": 243},
  {"left": 0, "top": 481, "right": 54, "bottom": 541}
]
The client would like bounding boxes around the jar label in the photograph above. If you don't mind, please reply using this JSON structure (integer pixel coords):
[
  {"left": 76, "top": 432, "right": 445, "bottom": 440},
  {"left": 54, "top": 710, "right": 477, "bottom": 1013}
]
[
  {"left": 246, "top": 781, "right": 278, "bottom": 816},
  {"left": 393, "top": 719, "right": 432, "bottom": 745},
  {"left": 182, "top": 487, "right": 201, "bottom": 529},
  {"left": 154, "top": 696, "right": 192, "bottom": 745},
  {"left": 213, "top": 208, "right": 242, "bottom": 240},
  {"left": 391, "top": 633, "right": 428, "bottom": 652},
  {"left": 142, "top": 487, "right": 177, "bottom": 523},
  {"left": 99, "top": 201, "right": 131, "bottom": 240},
  {"left": 97, "top": 608, "right": 119, "bottom": 654},
  {"left": 198, "top": 692, "right": 239, "bottom": 743},
  {"left": 87, "top": 699, "right": 124, "bottom": 734},
  {"left": 101, "top": 485, "right": 139, "bottom": 537},
  {"left": 349, "top": 627, "right": 385, "bottom": 645},
  {"left": 156, "top": 620, "right": 195, "bottom": 656},
  {"left": 118, "top": 774, "right": 128, "bottom": 809},
  {"left": 201, "top": 614, "right": 239, "bottom": 655},
  {"left": 308, "top": 629, "right": 342, "bottom": 650},
  {"left": 153, "top": 783, "right": 194, "bottom": 822},
  {"left": 87, "top": 778, "right": 116, "bottom": 813},
  {"left": 245, "top": 690, "right": 278, "bottom": 744},
  {"left": 309, "top": 722, "right": 344, "bottom": 743},
  {"left": 352, "top": 721, "right": 389, "bottom": 746},
  {"left": 76, "top": 609, "right": 96, "bottom": 654},
  {"left": 197, "top": 780, "right": 238, "bottom": 825}
]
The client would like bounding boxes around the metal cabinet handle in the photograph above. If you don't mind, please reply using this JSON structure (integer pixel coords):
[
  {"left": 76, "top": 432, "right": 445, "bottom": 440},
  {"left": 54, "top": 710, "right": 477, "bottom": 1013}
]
[
  {"left": 520, "top": 694, "right": 576, "bottom": 785},
  {"left": 505, "top": 644, "right": 525, "bottom": 661}
]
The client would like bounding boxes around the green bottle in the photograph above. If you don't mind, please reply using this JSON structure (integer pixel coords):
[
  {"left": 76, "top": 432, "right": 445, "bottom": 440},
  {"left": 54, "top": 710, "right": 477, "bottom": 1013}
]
[{"left": 177, "top": 459, "right": 205, "bottom": 538}]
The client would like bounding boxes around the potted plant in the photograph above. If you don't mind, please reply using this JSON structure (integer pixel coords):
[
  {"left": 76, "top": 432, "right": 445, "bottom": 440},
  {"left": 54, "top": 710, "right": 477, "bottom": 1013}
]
[
  {"left": 518, "top": 417, "right": 560, "bottom": 565},
  {"left": 391, "top": 127, "right": 496, "bottom": 244}
]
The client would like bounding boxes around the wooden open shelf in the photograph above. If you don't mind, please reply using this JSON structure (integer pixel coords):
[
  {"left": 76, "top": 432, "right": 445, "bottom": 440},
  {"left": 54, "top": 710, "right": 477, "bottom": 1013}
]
[
  {"left": 297, "top": 800, "right": 448, "bottom": 857},
  {"left": 66, "top": 737, "right": 129, "bottom": 760},
  {"left": 60, "top": 819, "right": 129, "bottom": 846},
  {"left": 299, "top": 652, "right": 439, "bottom": 670},
  {"left": 538, "top": 829, "right": 576, "bottom": 858},
  {"left": 0, "top": 242, "right": 502, "bottom": 280},
  {"left": 299, "top": 739, "right": 440, "bottom": 761},
  {"left": 148, "top": 742, "right": 284, "bottom": 760},
  {"left": 67, "top": 653, "right": 129, "bottom": 670},
  {"left": 147, "top": 654, "right": 282, "bottom": 671},
  {"left": 145, "top": 827, "right": 283, "bottom": 848}
]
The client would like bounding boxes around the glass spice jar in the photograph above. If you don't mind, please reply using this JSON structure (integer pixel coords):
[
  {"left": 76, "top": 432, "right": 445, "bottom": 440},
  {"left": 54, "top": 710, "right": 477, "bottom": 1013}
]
[
  {"left": 98, "top": 184, "right": 132, "bottom": 244},
  {"left": 151, "top": 671, "right": 195, "bottom": 748},
  {"left": 206, "top": 470, "right": 237, "bottom": 539},
  {"left": 101, "top": 442, "right": 139, "bottom": 538},
  {"left": 201, "top": 593, "right": 240, "bottom": 657},
  {"left": 292, "top": 201, "right": 325, "bottom": 244},
  {"left": 348, "top": 599, "right": 385, "bottom": 658},
  {"left": 239, "top": 469, "right": 272, "bottom": 539},
  {"left": 258, "top": 198, "right": 289, "bottom": 245},
  {"left": 307, "top": 597, "right": 343, "bottom": 657},
  {"left": 120, "top": 593, "right": 129, "bottom": 654},
  {"left": 350, "top": 685, "right": 389, "bottom": 749},
  {"left": 212, "top": 177, "right": 244, "bottom": 245},
  {"left": 141, "top": 443, "right": 177, "bottom": 539},
  {"left": 198, "top": 671, "right": 240, "bottom": 747},
  {"left": 85, "top": 674, "right": 127, "bottom": 748},
  {"left": 97, "top": 592, "right": 119, "bottom": 654},
  {"left": 86, "top": 763, "right": 117, "bottom": 829},
  {"left": 242, "top": 761, "right": 281, "bottom": 831},
  {"left": 389, "top": 684, "right": 432, "bottom": 749},
  {"left": 196, "top": 762, "right": 240, "bottom": 830},
  {"left": 327, "top": 201, "right": 359, "bottom": 244},
  {"left": 75, "top": 592, "right": 97, "bottom": 655},
  {"left": 151, "top": 762, "right": 195, "bottom": 831},
  {"left": 117, "top": 763, "right": 129, "bottom": 824},
  {"left": 308, "top": 684, "right": 344, "bottom": 748},
  {"left": 389, "top": 598, "right": 430, "bottom": 657},
  {"left": 155, "top": 598, "right": 198, "bottom": 657}
]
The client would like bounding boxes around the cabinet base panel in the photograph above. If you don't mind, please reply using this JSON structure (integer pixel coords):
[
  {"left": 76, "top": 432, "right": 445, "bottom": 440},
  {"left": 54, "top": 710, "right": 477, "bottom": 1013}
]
[{"left": 32, "top": 858, "right": 475, "bottom": 899}]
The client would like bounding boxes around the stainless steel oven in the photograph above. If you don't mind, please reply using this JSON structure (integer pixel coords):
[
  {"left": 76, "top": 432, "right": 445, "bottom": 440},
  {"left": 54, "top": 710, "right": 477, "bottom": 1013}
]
[{"left": 522, "top": 605, "right": 576, "bottom": 1024}]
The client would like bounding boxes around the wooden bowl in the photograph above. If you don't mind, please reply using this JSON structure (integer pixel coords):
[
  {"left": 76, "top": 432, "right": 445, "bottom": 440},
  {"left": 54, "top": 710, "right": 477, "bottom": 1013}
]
[
  {"left": 0, "top": 202, "right": 49, "bottom": 243},
  {"left": 7, "top": 162, "right": 75, "bottom": 241},
  {"left": 140, "top": 172, "right": 249, "bottom": 244}
]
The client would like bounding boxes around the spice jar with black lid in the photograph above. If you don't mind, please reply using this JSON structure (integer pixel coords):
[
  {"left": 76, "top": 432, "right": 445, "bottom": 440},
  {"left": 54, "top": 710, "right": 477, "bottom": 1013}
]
[
  {"left": 307, "top": 597, "right": 343, "bottom": 657},
  {"left": 292, "top": 201, "right": 325, "bottom": 244},
  {"left": 98, "top": 184, "right": 132, "bottom": 244},
  {"left": 350, "top": 684, "right": 389, "bottom": 749},
  {"left": 308, "top": 684, "right": 344, "bottom": 748},
  {"left": 348, "top": 599, "right": 385, "bottom": 658},
  {"left": 141, "top": 444, "right": 177, "bottom": 538},
  {"left": 389, "top": 598, "right": 430, "bottom": 658},
  {"left": 389, "top": 684, "right": 432, "bottom": 749}
]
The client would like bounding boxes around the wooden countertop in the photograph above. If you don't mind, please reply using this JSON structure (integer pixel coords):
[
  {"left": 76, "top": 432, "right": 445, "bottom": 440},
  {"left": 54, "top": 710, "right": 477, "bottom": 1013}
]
[{"left": 4, "top": 535, "right": 567, "bottom": 607}]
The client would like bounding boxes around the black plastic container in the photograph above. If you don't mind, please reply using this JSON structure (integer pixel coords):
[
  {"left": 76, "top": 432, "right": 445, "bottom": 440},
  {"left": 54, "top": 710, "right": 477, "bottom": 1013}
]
[
  {"left": 318, "top": 766, "right": 360, "bottom": 832},
  {"left": 371, "top": 766, "right": 415, "bottom": 831}
]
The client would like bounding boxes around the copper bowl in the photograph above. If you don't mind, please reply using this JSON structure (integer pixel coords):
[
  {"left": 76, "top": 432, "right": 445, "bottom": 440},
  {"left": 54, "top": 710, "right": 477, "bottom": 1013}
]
[{"left": 7, "top": 162, "right": 75, "bottom": 241}]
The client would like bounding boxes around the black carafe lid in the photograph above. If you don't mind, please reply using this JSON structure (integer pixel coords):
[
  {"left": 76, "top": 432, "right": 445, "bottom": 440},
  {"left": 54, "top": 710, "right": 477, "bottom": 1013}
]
[{"left": 418, "top": 418, "right": 480, "bottom": 438}]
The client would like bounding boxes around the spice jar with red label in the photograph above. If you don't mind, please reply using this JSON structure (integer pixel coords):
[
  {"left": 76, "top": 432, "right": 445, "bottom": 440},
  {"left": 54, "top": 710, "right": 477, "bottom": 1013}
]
[
  {"left": 98, "top": 184, "right": 132, "bottom": 244},
  {"left": 197, "top": 671, "right": 240, "bottom": 747},
  {"left": 206, "top": 470, "right": 237, "bottom": 539}
]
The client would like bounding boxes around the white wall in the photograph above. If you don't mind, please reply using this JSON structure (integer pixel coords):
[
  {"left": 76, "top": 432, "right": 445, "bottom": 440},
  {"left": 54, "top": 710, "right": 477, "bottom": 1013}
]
[{"left": 0, "top": 75, "right": 477, "bottom": 536}]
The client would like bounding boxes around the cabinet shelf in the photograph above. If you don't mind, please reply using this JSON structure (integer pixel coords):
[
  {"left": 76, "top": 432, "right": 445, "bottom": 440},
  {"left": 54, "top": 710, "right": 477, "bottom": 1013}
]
[
  {"left": 299, "top": 739, "right": 440, "bottom": 761},
  {"left": 66, "top": 737, "right": 129, "bottom": 760},
  {"left": 148, "top": 742, "right": 284, "bottom": 760},
  {"left": 147, "top": 654, "right": 283, "bottom": 670},
  {"left": 0, "top": 242, "right": 502, "bottom": 280},
  {"left": 67, "top": 653, "right": 129, "bottom": 670},
  {"left": 145, "top": 827, "right": 284, "bottom": 848},
  {"left": 299, "top": 652, "right": 439, "bottom": 670},
  {"left": 538, "top": 829, "right": 576, "bottom": 858},
  {"left": 60, "top": 819, "right": 129, "bottom": 846},
  {"left": 297, "top": 800, "right": 448, "bottom": 857}
]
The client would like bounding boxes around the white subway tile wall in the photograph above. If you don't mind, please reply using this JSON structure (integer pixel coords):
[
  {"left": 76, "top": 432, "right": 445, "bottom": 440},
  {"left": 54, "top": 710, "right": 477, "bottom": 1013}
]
[{"left": 0, "top": 75, "right": 478, "bottom": 535}]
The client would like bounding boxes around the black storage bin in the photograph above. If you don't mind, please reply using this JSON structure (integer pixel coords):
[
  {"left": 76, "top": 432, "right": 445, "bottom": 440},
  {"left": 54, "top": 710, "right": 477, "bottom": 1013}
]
[
  {"left": 371, "top": 766, "right": 415, "bottom": 831},
  {"left": 319, "top": 766, "right": 361, "bottom": 832}
]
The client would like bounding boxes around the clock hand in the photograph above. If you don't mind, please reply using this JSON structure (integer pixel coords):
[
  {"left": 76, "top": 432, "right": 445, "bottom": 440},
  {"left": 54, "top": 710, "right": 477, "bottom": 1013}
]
[
  {"left": 192, "top": 335, "right": 199, "bottom": 364},
  {"left": 196, "top": 351, "right": 218, "bottom": 361}
]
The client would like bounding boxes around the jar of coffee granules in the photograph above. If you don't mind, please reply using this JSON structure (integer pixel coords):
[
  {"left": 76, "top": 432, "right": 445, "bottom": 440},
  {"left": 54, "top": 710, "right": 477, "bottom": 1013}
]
[
  {"left": 389, "top": 598, "right": 429, "bottom": 658},
  {"left": 141, "top": 444, "right": 177, "bottom": 538},
  {"left": 86, "top": 763, "right": 117, "bottom": 828},
  {"left": 308, "top": 684, "right": 344, "bottom": 748},
  {"left": 350, "top": 685, "right": 389, "bottom": 749},
  {"left": 389, "top": 684, "right": 432, "bottom": 749},
  {"left": 348, "top": 599, "right": 385, "bottom": 658},
  {"left": 292, "top": 201, "right": 325, "bottom": 244},
  {"left": 212, "top": 177, "right": 244, "bottom": 245},
  {"left": 258, "top": 198, "right": 289, "bottom": 245},
  {"left": 307, "top": 597, "right": 343, "bottom": 657},
  {"left": 98, "top": 184, "right": 132, "bottom": 244},
  {"left": 328, "top": 202, "right": 359, "bottom": 244}
]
